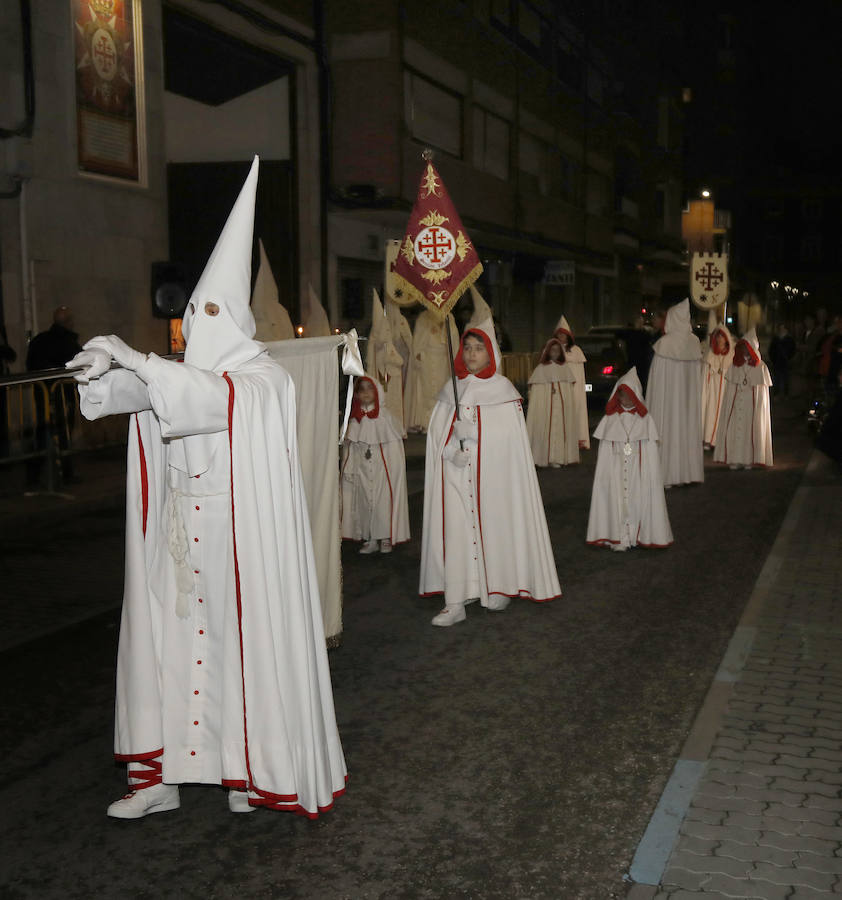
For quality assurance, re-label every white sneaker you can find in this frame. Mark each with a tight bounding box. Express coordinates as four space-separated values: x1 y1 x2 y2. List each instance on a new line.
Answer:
486 595 511 611
431 605 466 627
107 783 180 819
380 540 392 554
359 540 378 554
228 790 256 813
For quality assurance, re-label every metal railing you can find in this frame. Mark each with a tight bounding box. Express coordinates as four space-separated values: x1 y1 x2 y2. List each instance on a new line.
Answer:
0 368 128 492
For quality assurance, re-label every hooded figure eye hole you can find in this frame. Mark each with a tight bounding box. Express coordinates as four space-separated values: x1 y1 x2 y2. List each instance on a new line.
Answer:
204 302 220 317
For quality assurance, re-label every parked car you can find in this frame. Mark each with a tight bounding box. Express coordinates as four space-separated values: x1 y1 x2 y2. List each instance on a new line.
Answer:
575 334 629 407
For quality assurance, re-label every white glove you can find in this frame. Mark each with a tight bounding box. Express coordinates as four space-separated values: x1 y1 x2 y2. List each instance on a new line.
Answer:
66 348 111 383
449 448 471 468
84 335 147 372
452 419 478 445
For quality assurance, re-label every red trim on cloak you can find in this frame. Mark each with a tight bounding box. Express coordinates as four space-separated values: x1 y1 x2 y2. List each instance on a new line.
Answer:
733 339 760 366
349 376 380 421
454 330 496 379
710 329 731 355
135 414 148 538
379 444 394 544
114 747 164 763
553 327 574 342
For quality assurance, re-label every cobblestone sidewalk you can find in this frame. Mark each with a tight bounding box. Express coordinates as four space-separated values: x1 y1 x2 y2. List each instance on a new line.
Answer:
628 450 842 899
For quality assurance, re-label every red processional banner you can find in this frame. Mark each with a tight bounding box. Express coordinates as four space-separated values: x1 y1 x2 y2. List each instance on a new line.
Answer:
391 163 482 320
72 0 142 181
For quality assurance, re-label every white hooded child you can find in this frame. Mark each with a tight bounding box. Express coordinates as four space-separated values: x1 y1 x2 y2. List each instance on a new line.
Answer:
713 328 773 470
526 336 580 467
645 298 704 487
341 375 410 554
701 310 735 449
553 315 589 450
586 367 673 551
420 318 562 627
67 157 347 820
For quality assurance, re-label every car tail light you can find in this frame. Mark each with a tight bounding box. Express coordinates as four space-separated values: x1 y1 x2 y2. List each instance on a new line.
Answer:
601 365 614 375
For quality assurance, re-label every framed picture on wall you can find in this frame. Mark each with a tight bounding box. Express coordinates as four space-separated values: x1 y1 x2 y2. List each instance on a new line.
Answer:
71 0 146 184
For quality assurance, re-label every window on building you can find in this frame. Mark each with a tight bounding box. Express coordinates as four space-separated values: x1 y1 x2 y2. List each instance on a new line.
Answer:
519 130 547 194
801 198 822 222
586 170 611 216
404 72 462 158
558 152 582 206
801 235 822 263
762 234 785 263
556 34 582 90
473 106 510 180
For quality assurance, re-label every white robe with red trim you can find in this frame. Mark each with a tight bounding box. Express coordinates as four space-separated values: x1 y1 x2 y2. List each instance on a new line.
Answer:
701 330 734 447
419 374 561 606
526 362 580 466
341 404 409 545
713 363 773 467
586 410 673 550
78 352 347 816
562 345 589 449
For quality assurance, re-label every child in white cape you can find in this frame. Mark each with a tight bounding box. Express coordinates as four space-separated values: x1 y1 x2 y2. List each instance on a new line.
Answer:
553 315 590 449
701 312 735 449
587 367 673 551
420 318 561 626
713 329 773 470
341 376 410 553
526 337 580 467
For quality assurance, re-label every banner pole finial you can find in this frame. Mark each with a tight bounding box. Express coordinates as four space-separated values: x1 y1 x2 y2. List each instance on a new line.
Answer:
421 147 434 162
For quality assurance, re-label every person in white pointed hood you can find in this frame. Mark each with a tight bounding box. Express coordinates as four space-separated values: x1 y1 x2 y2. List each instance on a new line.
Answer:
420 317 561 626
67 157 347 820
526 336 579 467
701 310 734 449
586 367 673 550
366 289 407 435
251 238 296 341
645 298 704 487
553 316 589 449
713 328 773 469
404 307 459 432
341 375 409 553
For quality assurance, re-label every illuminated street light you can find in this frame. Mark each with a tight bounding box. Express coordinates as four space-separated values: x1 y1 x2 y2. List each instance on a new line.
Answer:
770 281 779 289
701 188 711 198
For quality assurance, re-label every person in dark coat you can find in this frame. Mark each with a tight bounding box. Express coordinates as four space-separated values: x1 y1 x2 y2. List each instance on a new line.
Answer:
25 306 82 487
768 324 796 397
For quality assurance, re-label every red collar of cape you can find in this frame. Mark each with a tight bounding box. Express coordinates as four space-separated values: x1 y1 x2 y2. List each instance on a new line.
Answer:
710 329 731 355
454 329 497 379
350 376 381 421
605 387 647 416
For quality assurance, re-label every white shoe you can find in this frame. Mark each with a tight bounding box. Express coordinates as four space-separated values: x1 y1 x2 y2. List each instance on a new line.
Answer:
380 540 392 554
431 605 466 627
359 540 378 554
729 464 740 470
486 595 511 611
107 783 180 819
228 790 256 813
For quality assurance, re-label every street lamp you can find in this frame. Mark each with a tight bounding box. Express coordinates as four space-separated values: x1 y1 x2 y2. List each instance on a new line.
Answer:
701 188 711 198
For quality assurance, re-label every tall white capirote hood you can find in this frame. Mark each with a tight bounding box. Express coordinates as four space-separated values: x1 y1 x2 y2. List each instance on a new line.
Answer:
305 284 332 337
743 327 760 353
664 298 692 335
707 308 718 335
467 285 493 330
182 155 262 372
555 314 573 337
252 238 295 341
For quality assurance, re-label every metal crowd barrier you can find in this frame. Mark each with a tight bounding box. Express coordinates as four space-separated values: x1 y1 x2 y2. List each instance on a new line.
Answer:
500 351 540 391
0 368 128 492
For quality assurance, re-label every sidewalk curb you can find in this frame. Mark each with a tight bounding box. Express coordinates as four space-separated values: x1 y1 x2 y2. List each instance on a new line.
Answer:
625 450 819 890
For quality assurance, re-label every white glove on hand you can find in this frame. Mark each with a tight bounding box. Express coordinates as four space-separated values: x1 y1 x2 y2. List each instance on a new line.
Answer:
452 419 478 445
449 448 471 468
84 335 146 372
66 348 111 383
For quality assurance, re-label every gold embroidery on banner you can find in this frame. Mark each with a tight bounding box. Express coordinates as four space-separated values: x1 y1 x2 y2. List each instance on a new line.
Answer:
421 269 451 285
400 236 415 266
428 290 449 307
419 210 449 227
455 230 473 263
421 163 442 198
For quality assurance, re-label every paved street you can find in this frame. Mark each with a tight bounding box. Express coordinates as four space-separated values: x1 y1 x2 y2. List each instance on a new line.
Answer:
0 396 832 899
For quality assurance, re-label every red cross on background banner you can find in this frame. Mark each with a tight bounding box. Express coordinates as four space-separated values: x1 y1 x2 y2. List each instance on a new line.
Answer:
391 162 483 320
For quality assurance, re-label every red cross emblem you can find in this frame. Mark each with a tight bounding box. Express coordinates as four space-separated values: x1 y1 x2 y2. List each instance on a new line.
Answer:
694 261 724 292
414 226 456 270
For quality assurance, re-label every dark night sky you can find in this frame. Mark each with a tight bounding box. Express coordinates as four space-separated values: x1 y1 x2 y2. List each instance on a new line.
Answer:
738 5 842 173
